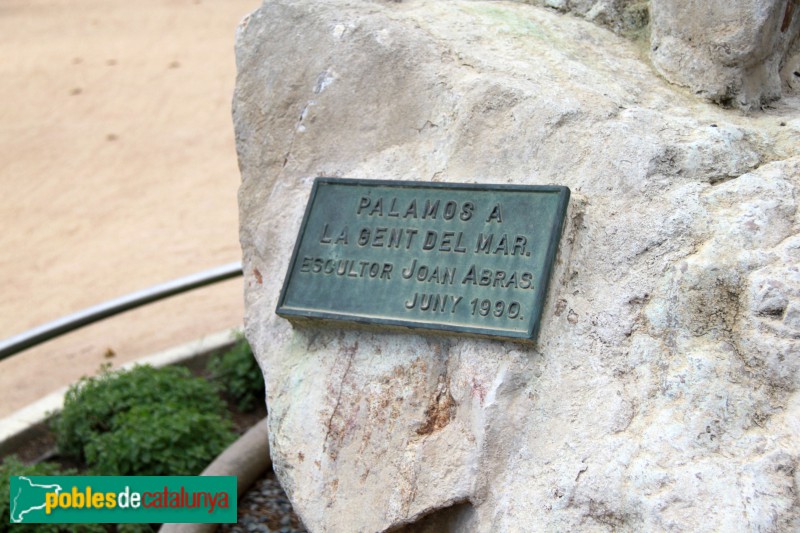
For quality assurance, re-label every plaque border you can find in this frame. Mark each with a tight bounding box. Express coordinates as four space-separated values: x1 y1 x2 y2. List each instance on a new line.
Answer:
276 177 570 342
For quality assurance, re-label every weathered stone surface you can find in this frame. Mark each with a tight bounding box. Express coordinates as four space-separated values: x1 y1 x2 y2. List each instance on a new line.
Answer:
523 0 649 35
235 1 800 531
783 33 800 93
650 0 800 109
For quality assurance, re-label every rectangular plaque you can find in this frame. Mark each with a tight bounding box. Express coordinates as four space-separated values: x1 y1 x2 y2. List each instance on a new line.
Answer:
276 178 570 341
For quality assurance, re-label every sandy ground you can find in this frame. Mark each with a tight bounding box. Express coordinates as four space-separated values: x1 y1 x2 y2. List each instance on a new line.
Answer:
0 0 260 417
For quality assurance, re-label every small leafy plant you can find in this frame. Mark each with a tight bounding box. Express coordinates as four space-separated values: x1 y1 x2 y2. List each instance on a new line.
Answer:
52 364 235 476
207 336 265 412
84 403 236 476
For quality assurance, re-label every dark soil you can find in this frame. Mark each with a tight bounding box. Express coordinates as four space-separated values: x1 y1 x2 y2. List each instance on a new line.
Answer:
229 400 268 435
9 425 57 464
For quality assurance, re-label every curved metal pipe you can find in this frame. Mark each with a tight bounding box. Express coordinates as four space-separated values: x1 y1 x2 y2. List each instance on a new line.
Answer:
0 262 243 361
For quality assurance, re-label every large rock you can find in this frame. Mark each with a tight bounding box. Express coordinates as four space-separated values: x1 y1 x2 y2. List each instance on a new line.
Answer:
234 1 800 531
650 0 800 109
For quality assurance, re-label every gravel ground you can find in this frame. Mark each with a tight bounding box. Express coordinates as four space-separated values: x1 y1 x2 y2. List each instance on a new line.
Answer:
221 470 307 533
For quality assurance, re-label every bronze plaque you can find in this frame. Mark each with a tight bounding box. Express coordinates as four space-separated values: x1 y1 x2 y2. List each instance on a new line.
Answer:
276 178 569 341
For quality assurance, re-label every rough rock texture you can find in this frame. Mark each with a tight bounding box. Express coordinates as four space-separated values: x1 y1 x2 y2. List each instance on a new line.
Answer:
782 31 800 93
234 1 800 532
650 0 800 109
522 0 649 36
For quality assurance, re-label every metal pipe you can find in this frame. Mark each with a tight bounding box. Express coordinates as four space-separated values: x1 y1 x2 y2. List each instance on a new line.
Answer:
0 262 243 361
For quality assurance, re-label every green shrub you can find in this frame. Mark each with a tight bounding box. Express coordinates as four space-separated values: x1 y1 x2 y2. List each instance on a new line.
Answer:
0 456 105 533
207 336 265 412
53 364 235 476
84 403 235 476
